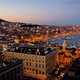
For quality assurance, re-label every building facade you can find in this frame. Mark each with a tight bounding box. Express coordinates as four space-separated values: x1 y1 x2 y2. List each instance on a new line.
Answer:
3 49 57 80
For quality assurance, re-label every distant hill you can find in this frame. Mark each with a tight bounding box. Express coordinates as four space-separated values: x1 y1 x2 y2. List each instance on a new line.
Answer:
0 19 7 22
0 19 25 25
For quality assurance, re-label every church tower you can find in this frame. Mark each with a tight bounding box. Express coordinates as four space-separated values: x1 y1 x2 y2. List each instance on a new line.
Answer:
63 36 76 56
63 36 71 52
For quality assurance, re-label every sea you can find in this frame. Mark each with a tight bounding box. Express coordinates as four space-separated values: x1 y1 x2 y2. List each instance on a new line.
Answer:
48 35 80 47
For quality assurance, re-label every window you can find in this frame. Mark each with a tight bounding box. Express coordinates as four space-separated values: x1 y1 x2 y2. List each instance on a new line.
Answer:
30 68 31 71
46 65 47 68
26 62 28 65
39 70 41 74
30 63 31 66
36 70 38 74
39 64 41 68
32 69 34 71
42 64 44 68
42 72 44 74
35 64 37 67
30 59 31 61
42 60 44 63
32 69 35 74
32 59 34 62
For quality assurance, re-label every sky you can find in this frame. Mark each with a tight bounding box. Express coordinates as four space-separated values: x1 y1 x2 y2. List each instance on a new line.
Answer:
0 0 80 24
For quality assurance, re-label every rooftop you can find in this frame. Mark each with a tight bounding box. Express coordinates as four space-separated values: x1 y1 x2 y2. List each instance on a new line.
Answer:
0 59 22 74
9 43 57 56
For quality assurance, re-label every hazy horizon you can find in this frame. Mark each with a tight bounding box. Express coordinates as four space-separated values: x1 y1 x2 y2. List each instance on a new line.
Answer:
0 0 80 25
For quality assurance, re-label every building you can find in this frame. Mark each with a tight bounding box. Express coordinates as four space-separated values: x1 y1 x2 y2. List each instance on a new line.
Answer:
3 44 57 80
56 36 77 66
0 59 23 80
62 37 71 52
